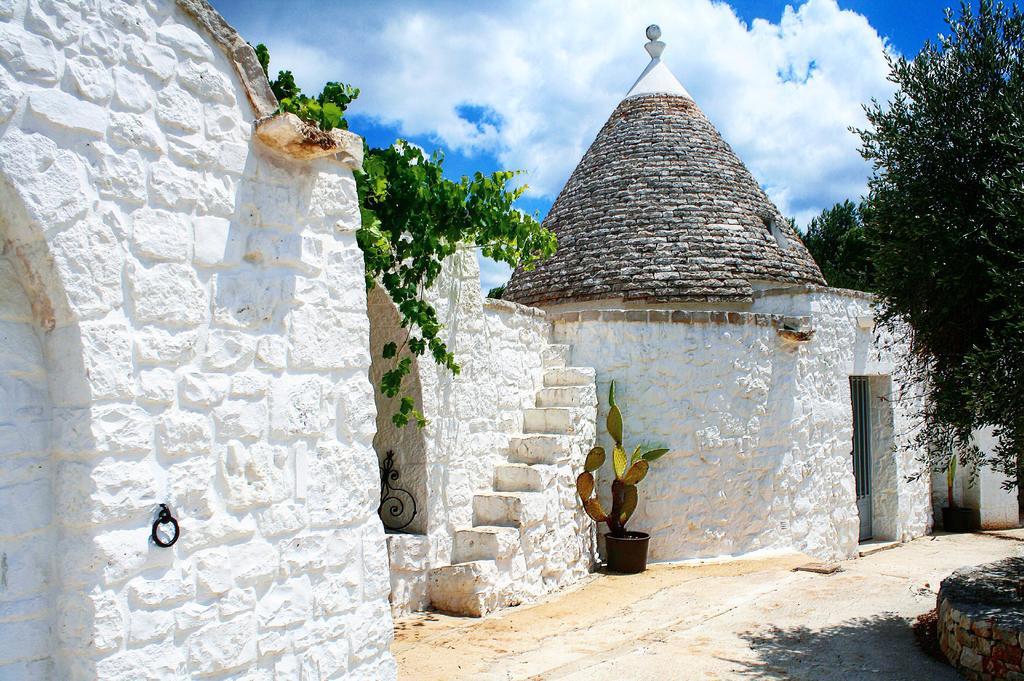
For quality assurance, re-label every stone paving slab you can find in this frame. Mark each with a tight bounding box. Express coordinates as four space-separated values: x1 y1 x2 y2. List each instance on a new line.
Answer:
394 531 1024 680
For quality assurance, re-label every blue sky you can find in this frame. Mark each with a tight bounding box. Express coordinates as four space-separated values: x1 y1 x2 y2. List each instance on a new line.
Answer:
212 0 961 289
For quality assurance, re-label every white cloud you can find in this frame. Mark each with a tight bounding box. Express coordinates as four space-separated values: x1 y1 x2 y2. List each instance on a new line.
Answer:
247 0 897 281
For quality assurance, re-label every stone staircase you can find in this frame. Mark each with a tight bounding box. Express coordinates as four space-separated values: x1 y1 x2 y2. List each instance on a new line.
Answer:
428 344 597 616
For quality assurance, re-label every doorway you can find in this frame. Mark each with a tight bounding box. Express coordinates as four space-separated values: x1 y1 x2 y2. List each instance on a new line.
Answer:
850 376 872 541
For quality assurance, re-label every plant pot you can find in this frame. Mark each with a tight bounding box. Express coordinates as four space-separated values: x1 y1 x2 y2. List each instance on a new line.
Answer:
604 531 650 574
942 506 980 533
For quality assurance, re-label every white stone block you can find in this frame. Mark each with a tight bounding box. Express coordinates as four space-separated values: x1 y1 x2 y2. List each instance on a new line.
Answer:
26 89 106 137
137 368 176 404
195 548 233 595
213 400 266 441
0 24 59 84
187 614 257 676
109 111 165 152
255 335 287 370
177 59 235 105
128 609 174 645
156 84 202 133
155 23 214 62
124 36 176 80
157 409 212 456
167 456 215 518
270 376 325 437
149 159 201 210
91 143 147 204
112 67 151 112
212 272 286 329
193 216 233 267
229 371 268 398
127 566 195 609
287 306 369 370
131 208 190 262
49 215 123 317
128 262 206 326
134 328 198 366
221 440 289 509
204 330 256 372
92 404 152 454
0 66 22 124
257 576 312 629
66 55 114 103
177 370 229 408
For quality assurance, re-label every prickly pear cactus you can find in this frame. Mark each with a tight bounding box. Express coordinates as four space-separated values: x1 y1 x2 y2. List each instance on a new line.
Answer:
575 381 669 537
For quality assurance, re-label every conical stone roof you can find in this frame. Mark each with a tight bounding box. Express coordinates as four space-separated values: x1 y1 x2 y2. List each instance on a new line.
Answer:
504 27 825 308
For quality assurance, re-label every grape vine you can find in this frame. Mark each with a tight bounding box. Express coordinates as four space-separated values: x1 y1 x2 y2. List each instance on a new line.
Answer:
255 45 557 427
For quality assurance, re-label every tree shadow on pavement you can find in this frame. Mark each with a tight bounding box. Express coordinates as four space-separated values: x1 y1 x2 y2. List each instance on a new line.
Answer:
723 613 960 681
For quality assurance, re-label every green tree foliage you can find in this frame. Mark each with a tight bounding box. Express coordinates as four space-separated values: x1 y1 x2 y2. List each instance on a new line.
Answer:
357 144 556 426
855 0 1024 492
486 284 505 299
802 200 874 291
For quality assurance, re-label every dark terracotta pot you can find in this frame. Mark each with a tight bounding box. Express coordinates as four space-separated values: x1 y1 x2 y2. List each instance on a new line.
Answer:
942 506 980 533
605 531 650 574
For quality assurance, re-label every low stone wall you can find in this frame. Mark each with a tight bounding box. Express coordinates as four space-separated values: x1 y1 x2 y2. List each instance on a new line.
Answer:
938 557 1024 680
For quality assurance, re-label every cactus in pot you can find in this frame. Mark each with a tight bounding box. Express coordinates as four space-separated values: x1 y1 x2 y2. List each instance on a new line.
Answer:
576 381 668 572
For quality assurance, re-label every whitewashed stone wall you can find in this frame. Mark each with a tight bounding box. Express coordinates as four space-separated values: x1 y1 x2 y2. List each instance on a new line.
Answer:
0 1 395 679
551 287 932 562
370 250 593 615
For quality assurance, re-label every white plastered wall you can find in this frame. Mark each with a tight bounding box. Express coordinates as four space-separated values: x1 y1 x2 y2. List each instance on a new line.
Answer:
0 0 396 678
551 288 932 562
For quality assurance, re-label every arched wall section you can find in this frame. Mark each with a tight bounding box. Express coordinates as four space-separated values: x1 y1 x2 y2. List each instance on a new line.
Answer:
0 243 56 679
0 0 395 678
551 288 932 562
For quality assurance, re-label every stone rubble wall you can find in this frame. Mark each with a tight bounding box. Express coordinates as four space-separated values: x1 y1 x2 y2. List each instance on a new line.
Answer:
551 288 931 562
0 1 395 679
372 250 593 616
938 558 1024 680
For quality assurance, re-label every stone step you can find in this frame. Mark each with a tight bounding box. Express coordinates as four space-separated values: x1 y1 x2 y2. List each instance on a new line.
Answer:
428 560 500 617
523 407 581 434
536 385 597 408
453 525 520 563
542 344 570 368
494 463 554 492
472 491 545 527
509 434 570 464
544 366 595 387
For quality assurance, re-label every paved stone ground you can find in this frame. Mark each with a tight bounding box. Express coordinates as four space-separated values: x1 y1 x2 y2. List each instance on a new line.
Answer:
393 530 1024 680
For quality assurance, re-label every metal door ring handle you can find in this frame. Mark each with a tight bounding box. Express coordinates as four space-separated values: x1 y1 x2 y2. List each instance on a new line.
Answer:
151 504 179 548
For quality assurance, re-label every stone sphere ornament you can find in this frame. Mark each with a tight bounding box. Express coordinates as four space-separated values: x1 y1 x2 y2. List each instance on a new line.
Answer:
646 24 662 41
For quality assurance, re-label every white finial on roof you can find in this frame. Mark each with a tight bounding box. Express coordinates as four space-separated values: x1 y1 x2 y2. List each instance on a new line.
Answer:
645 24 665 59
625 24 692 101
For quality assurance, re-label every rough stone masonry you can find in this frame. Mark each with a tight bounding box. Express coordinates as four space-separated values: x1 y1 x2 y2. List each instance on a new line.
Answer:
0 0 395 678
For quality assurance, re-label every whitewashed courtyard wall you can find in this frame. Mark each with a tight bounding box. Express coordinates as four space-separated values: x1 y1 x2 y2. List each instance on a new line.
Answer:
551 287 932 563
931 427 1020 530
370 250 594 616
0 1 395 679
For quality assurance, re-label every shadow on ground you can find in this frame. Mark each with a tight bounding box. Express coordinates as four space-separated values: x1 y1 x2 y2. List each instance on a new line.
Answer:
724 613 959 681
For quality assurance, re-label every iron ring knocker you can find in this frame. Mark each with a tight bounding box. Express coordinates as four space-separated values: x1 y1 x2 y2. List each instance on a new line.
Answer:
151 504 180 548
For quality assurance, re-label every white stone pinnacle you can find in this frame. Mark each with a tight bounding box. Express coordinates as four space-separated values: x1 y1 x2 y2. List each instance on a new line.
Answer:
625 23 692 101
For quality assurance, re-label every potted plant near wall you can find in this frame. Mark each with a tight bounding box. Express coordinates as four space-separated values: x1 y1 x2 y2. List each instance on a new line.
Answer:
941 455 980 532
576 382 668 574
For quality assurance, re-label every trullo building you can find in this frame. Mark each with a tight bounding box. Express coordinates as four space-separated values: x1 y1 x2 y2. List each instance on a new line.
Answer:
505 26 934 562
